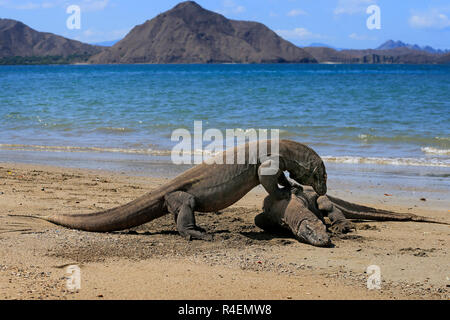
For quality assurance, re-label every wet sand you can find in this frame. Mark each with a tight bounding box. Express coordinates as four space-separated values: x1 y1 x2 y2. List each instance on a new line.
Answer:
0 162 448 300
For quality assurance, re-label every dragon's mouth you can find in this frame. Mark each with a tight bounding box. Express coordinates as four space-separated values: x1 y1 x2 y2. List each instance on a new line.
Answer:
313 183 327 196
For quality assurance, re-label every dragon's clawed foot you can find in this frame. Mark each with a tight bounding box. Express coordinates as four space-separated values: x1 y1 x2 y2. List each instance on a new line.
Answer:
329 219 355 235
183 232 214 241
182 226 214 241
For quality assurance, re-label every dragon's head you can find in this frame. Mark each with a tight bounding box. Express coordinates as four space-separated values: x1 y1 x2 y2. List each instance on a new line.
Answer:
289 160 327 196
297 219 330 247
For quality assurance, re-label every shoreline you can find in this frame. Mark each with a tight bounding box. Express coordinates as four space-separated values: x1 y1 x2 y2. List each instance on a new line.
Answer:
1 143 449 167
0 161 448 300
1 148 448 213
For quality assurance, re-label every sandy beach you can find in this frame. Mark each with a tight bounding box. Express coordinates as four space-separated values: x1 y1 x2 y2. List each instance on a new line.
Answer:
0 161 448 300
1 0 450 305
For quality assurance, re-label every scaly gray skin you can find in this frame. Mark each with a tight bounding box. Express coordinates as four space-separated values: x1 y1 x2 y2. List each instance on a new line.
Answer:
255 189 331 247
11 140 328 240
256 187 448 247
307 186 448 229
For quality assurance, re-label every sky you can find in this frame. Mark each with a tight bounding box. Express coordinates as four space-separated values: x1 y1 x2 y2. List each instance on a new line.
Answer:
1 0 450 49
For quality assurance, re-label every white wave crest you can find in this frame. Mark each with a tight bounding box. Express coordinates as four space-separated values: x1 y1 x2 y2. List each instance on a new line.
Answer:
421 147 450 155
323 155 450 168
2 143 450 168
0 144 171 156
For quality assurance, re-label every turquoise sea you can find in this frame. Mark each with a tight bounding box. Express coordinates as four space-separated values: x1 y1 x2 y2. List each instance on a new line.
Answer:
0 64 449 194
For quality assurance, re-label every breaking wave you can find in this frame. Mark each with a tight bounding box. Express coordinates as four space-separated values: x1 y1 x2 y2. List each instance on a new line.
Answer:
0 144 171 156
357 134 450 147
1 144 449 168
322 156 450 168
421 147 450 156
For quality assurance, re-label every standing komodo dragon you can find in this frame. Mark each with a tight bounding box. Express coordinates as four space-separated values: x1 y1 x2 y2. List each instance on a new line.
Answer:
11 140 328 240
256 187 449 247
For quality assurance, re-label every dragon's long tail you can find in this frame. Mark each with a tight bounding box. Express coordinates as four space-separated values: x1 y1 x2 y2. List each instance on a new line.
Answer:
9 191 168 232
328 195 449 225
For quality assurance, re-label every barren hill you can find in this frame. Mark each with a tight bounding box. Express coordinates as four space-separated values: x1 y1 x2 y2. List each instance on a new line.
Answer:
88 1 316 64
303 46 445 64
0 18 101 61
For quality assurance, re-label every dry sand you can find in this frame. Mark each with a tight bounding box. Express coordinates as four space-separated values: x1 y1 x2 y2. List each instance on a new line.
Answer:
0 162 448 300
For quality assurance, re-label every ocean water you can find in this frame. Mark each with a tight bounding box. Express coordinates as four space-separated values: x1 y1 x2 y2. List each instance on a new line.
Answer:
0 64 449 185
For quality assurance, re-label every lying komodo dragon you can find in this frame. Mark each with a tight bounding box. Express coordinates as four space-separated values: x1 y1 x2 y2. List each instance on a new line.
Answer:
256 187 449 247
13 139 447 242
11 140 329 240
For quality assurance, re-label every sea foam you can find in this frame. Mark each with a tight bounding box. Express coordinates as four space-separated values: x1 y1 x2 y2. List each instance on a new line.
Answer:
1 144 449 168
322 155 450 168
421 147 450 156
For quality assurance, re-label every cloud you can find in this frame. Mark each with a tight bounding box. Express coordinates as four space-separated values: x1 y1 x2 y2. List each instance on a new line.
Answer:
276 27 324 40
334 0 375 15
71 27 129 43
234 6 245 14
220 0 245 15
0 1 41 10
80 0 110 12
0 0 110 11
287 9 307 17
14 2 40 10
42 2 58 8
409 8 450 30
349 32 377 40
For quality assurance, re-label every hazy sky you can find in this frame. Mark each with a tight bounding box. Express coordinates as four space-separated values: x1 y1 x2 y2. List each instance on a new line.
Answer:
1 0 450 49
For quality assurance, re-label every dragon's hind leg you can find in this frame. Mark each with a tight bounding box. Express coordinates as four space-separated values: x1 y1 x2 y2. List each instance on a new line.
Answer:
317 196 355 234
164 191 213 241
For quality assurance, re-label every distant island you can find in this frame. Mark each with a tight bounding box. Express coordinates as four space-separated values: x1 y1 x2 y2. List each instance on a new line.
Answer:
376 40 449 55
0 18 102 65
302 46 450 64
1 1 449 65
92 40 120 47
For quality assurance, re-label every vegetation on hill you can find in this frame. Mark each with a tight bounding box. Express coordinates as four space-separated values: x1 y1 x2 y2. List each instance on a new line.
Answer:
0 53 93 65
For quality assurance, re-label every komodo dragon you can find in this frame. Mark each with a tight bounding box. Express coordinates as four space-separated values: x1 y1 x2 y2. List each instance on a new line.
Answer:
255 187 449 247
11 140 328 240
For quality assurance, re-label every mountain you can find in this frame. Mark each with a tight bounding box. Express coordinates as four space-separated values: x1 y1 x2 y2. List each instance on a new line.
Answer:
308 43 334 48
88 1 316 64
303 46 448 64
303 39 450 64
302 47 350 63
437 52 450 64
377 40 449 54
307 43 347 50
2 6 449 65
0 18 102 64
